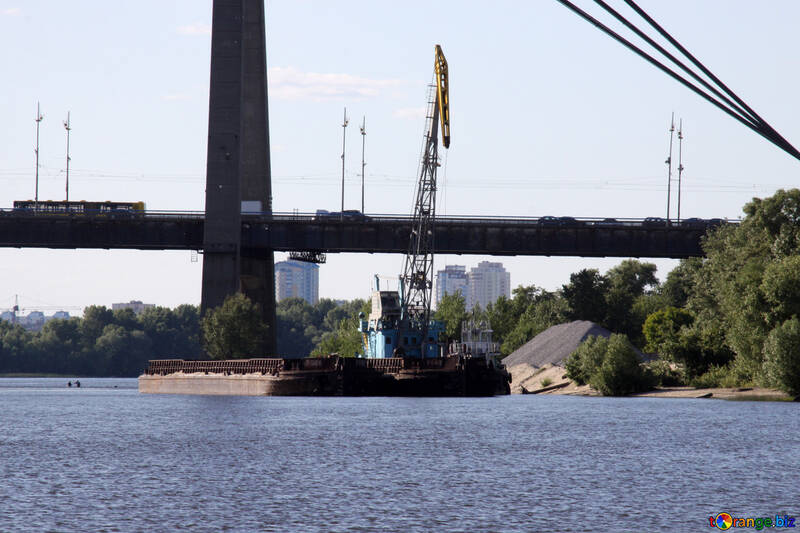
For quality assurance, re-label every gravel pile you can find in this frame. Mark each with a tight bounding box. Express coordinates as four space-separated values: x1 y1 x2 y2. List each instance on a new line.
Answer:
503 320 646 368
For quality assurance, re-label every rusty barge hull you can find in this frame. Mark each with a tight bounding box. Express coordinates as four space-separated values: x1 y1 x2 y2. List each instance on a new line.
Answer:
138 356 510 397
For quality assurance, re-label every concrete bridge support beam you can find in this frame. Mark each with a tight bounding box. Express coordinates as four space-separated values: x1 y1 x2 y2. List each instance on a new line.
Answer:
202 0 276 355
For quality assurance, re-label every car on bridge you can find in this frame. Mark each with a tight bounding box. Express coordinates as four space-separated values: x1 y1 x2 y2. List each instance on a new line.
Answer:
643 217 667 226
594 218 621 226
557 216 580 226
314 209 369 221
680 217 706 227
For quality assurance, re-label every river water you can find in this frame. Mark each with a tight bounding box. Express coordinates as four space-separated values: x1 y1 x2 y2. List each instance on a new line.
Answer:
0 378 798 532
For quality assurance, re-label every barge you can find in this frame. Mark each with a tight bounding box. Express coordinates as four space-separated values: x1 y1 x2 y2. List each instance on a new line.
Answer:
139 281 511 397
138 354 510 396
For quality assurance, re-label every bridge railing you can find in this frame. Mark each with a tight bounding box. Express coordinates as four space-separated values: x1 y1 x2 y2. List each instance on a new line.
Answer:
261 212 739 228
0 207 739 227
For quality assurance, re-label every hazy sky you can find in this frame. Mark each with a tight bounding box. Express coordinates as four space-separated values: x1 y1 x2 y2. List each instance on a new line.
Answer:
1 1 798 314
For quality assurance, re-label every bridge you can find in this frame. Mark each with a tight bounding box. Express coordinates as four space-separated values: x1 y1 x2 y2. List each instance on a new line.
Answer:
0 211 721 258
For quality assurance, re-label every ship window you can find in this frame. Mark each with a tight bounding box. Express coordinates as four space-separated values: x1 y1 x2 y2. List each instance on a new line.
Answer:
412 337 417 345
385 337 391 345
403 337 408 345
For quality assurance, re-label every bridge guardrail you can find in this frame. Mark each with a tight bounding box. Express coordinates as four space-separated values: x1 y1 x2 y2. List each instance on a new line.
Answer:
0 207 740 226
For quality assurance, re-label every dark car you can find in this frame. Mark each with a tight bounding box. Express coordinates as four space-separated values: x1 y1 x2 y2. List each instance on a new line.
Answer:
557 216 579 226
341 210 368 220
680 217 705 227
538 216 559 226
315 209 369 221
643 217 667 226
594 218 620 226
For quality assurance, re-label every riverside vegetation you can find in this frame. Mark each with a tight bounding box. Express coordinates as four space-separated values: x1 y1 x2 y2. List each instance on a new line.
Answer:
0 294 368 377
2 189 800 394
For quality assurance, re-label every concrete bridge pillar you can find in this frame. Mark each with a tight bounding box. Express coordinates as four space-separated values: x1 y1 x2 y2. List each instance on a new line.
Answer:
201 0 276 355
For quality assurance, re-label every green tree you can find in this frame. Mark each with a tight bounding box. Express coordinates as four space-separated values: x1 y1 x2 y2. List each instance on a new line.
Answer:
311 316 365 358
689 189 800 383
760 255 800 327
277 297 319 357
500 293 569 356
112 308 139 331
138 305 200 358
80 305 114 345
605 260 658 296
434 292 467 341
138 307 176 356
565 335 609 386
34 318 82 375
485 286 547 346
0 323 37 374
201 293 269 360
590 334 651 396
762 317 800 395
171 304 202 357
507 285 542 321
95 324 153 376
603 260 659 341
562 269 606 324
484 296 515 344
310 299 370 358
661 258 703 308
565 334 651 395
643 307 694 357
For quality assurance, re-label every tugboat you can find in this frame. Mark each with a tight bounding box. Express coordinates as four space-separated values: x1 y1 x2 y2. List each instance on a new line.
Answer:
356 280 510 396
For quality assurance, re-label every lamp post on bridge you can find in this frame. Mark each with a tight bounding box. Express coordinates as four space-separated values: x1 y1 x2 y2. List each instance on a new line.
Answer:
665 113 674 225
360 116 366 214
34 103 43 208
677 120 684 222
63 112 72 202
341 107 348 220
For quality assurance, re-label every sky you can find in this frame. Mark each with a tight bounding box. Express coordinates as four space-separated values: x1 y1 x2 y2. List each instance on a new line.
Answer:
1 0 799 314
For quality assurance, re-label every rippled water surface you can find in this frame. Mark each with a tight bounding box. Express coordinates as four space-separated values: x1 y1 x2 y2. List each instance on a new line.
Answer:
1 378 798 532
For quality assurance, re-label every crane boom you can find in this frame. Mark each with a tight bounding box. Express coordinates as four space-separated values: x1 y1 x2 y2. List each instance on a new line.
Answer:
358 44 450 360
435 44 450 149
399 44 451 355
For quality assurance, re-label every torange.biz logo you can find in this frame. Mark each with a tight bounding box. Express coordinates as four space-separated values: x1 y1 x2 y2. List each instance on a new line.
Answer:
709 513 796 530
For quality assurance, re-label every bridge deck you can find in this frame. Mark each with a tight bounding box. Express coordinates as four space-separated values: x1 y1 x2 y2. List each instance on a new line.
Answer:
0 211 729 258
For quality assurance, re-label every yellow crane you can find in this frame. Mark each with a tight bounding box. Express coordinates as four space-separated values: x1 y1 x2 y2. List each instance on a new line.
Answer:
397 44 451 356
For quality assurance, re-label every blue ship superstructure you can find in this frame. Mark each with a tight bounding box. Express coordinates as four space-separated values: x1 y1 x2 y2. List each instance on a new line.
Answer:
359 280 444 359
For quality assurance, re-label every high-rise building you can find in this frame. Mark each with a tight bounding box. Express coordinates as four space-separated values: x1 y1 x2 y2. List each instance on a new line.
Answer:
435 265 468 308
466 261 511 310
275 260 320 305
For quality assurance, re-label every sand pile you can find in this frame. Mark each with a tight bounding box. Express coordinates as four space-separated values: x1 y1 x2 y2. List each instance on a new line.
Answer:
503 320 636 368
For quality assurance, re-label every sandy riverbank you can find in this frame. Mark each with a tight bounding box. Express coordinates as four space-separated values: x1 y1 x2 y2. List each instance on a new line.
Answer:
507 363 796 401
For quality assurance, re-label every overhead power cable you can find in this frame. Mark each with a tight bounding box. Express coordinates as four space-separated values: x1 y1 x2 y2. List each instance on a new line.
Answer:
553 0 800 162
592 0 759 127
618 0 800 160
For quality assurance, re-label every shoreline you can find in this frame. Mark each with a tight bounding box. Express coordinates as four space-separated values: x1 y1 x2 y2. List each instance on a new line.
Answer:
508 363 797 402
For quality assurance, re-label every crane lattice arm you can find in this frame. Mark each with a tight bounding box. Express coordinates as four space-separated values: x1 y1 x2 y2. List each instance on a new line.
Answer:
399 44 450 354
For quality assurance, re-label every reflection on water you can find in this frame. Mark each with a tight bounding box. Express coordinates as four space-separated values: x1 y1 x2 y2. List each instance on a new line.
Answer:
0 378 798 532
